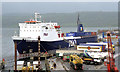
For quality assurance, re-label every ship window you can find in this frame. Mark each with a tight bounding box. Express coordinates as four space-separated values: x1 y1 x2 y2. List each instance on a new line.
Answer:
33 26 36 28
42 26 46 28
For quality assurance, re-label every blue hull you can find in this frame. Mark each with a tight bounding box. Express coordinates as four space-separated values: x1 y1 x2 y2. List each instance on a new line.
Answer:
13 36 97 54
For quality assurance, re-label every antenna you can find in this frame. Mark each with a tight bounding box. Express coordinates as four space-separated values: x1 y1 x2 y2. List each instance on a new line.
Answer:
35 12 41 21
14 31 17 36
77 13 81 25
77 13 84 32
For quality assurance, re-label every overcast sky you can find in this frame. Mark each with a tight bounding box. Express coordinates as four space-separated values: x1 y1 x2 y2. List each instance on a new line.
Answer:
1 0 119 2
2 2 118 14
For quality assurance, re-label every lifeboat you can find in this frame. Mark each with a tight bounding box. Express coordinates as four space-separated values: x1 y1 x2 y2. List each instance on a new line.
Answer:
24 21 36 23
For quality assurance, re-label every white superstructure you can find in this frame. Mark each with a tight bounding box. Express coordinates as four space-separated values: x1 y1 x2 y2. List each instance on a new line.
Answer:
16 13 63 41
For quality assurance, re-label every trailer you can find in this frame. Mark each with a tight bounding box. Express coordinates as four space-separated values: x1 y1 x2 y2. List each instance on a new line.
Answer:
86 42 115 53
77 44 106 52
77 44 109 64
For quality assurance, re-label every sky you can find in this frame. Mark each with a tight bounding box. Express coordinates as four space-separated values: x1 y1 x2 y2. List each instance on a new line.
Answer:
2 2 118 14
1 0 120 2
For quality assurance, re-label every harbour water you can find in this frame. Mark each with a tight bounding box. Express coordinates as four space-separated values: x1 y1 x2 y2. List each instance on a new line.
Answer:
1 26 120 70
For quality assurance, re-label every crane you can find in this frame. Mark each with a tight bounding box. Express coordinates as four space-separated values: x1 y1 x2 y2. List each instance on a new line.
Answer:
104 32 118 72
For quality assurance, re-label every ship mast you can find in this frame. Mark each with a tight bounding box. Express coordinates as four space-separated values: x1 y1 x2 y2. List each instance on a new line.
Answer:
35 12 41 22
77 14 81 25
77 14 84 32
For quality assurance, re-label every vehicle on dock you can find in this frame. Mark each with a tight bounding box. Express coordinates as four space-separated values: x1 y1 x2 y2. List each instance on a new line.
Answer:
0 59 5 70
81 52 107 65
69 54 83 70
86 42 115 54
12 13 97 54
17 60 47 71
77 44 106 52
63 55 70 62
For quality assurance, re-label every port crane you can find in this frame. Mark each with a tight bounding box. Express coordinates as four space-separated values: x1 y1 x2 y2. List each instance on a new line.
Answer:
104 32 118 72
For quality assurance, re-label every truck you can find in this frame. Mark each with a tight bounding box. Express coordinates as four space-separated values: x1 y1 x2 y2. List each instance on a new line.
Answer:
86 42 115 53
69 54 83 70
77 44 106 52
81 52 108 65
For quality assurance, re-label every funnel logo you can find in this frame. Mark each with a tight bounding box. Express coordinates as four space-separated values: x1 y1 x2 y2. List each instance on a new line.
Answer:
80 27 83 31
44 33 48 36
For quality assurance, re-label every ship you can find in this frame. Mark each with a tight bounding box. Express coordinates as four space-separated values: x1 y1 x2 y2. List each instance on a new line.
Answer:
12 13 97 54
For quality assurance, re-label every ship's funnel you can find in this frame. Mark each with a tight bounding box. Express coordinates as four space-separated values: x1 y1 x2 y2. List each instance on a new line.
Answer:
77 14 84 32
77 24 84 32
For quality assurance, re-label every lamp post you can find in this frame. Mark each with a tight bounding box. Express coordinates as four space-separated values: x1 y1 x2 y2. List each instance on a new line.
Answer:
38 36 41 70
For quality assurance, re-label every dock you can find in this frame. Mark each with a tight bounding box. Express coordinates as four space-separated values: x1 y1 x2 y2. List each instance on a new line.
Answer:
56 50 84 54
1 31 119 72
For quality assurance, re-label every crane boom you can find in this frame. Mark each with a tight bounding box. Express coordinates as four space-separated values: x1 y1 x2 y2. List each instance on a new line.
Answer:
105 32 118 72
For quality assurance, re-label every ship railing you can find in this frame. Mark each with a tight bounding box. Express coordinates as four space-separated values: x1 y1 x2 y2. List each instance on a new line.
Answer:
18 52 49 59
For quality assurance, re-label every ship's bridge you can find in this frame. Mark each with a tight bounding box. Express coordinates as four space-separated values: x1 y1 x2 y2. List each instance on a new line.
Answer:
17 12 64 41
19 22 63 41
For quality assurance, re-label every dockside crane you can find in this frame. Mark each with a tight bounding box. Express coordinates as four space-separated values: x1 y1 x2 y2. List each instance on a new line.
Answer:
104 32 118 72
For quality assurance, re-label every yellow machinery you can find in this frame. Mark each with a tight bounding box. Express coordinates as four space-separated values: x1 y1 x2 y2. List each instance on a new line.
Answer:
22 66 27 72
22 61 34 72
112 45 115 54
69 55 83 70
22 66 34 72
